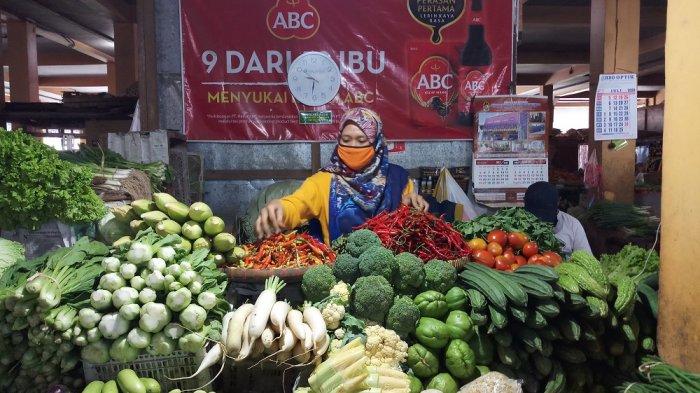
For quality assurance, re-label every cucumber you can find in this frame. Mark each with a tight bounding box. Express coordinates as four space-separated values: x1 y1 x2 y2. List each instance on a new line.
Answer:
559 318 581 342
468 263 528 307
459 270 508 309
488 305 508 329
508 273 554 299
466 288 487 311
540 338 553 357
515 327 544 353
543 362 566 393
102 381 119 393
81 381 104 393
525 310 548 329
497 344 520 367
493 330 513 347
540 325 562 341
514 265 559 283
535 299 560 318
117 369 147 393
510 305 528 323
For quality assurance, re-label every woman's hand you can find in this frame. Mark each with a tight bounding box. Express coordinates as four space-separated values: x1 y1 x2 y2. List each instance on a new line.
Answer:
402 193 429 212
255 199 286 239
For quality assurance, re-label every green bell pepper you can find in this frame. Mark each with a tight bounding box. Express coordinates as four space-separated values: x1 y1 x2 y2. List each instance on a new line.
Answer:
445 310 474 340
445 339 477 379
445 286 468 311
427 373 458 393
414 290 448 319
406 343 440 378
415 317 450 349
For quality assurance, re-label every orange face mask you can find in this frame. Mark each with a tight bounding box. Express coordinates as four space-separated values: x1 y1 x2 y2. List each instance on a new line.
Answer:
337 145 375 171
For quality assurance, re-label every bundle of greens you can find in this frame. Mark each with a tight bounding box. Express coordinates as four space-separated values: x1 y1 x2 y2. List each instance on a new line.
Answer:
583 201 659 237
617 357 700 392
60 144 171 192
0 130 106 231
0 238 24 280
0 237 109 392
601 244 660 283
454 207 563 253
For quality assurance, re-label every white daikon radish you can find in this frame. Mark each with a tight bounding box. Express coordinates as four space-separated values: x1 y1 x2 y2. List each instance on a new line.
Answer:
250 339 265 358
292 341 311 364
302 324 313 351
248 276 286 342
314 334 330 358
286 309 305 341
279 326 297 353
261 326 275 349
226 304 254 355
303 305 326 347
235 313 254 361
269 301 291 334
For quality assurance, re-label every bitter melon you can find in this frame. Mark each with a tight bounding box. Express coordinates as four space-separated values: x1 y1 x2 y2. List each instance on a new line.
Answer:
510 305 528 323
516 327 544 353
612 275 636 314
533 353 553 377
543 362 566 393
555 345 587 364
488 305 508 329
556 274 581 294
535 299 561 318
469 310 488 326
555 263 609 298
494 329 513 347
569 250 610 291
559 318 582 342
526 310 548 329
466 288 487 311
497 343 520 367
585 296 609 318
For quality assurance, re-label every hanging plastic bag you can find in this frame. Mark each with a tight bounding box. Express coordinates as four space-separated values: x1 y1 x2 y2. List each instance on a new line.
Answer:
584 149 601 189
432 167 487 220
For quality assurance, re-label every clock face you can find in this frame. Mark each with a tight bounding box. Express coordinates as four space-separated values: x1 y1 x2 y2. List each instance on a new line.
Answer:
287 52 341 107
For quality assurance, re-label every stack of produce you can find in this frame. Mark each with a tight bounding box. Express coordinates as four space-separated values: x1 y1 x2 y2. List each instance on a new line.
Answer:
358 205 471 262
407 285 482 392
579 201 659 237
101 193 242 267
465 228 562 271
81 368 162 393
80 229 228 364
454 207 563 254
0 129 106 231
233 232 335 269
0 237 110 392
617 356 700 393
61 144 171 193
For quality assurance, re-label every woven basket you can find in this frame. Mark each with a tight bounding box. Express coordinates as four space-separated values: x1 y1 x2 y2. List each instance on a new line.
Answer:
449 257 470 270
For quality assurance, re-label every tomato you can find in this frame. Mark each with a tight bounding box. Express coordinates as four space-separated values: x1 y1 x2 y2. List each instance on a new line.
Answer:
502 250 516 265
507 232 529 250
542 251 563 266
494 256 511 271
486 242 503 257
522 241 539 258
486 229 508 247
467 238 487 251
528 254 545 265
514 255 527 267
472 250 495 268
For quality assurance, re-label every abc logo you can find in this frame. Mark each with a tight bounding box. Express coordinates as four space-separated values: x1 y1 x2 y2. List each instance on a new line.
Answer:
267 0 320 40
417 74 454 90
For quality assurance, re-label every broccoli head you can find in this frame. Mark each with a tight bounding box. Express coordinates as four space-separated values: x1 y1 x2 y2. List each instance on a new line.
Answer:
332 253 360 284
358 246 396 282
385 296 420 338
351 275 394 323
301 264 337 302
345 229 382 257
394 252 426 295
422 259 457 294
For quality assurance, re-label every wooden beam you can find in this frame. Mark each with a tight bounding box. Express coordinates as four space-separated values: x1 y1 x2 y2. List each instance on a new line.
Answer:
0 47 103 66
107 61 117 94
94 0 136 22
555 81 590 97
543 84 554 132
114 22 137 94
546 64 590 86
638 73 665 86
518 44 589 64
39 75 107 87
640 33 665 55
516 73 550 85
524 5 665 28
36 28 114 63
137 0 159 130
7 20 39 102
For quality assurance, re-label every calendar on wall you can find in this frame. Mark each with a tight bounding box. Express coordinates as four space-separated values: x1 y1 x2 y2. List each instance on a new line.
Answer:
471 96 550 207
594 74 638 141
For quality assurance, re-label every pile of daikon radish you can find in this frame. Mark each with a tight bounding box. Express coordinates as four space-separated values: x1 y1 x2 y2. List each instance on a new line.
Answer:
175 276 329 386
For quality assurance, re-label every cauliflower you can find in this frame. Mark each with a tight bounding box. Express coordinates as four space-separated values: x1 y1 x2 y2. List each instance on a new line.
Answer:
321 303 345 330
334 328 345 339
329 338 344 354
364 325 408 369
329 281 350 306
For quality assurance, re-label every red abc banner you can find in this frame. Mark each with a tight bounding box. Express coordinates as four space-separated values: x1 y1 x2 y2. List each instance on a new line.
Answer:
181 0 514 141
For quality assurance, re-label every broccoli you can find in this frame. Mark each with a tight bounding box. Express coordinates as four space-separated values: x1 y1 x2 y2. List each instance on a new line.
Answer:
358 246 396 282
301 264 337 302
385 296 420 339
394 252 426 295
422 259 457 294
351 275 394 323
345 229 382 257
333 254 360 284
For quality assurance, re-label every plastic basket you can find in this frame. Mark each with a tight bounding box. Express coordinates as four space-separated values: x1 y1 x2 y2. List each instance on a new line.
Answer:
83 351 211 392
223 360 310 393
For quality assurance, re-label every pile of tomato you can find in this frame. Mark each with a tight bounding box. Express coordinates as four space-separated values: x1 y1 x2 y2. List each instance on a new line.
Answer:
466 229 562 271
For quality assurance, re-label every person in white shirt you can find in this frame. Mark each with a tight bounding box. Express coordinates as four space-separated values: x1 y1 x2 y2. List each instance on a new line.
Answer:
524 182 592 256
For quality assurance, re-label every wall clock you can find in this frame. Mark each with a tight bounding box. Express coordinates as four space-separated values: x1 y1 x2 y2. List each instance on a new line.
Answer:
287 51 341 107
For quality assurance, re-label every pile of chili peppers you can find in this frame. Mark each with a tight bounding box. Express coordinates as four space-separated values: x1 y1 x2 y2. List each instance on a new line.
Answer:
359 205 471 262
240 232 336 269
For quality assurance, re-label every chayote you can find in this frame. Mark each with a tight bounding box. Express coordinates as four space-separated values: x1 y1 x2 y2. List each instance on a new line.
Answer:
415 317 450 349
445 338 477 379
445 286 468 311
414 290 448 319
445 310 474 340
426 373 458 393
406 343 440 378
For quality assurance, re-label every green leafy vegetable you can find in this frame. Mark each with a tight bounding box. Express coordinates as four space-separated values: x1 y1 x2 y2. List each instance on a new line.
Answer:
600 244 660 282
0 238 24 279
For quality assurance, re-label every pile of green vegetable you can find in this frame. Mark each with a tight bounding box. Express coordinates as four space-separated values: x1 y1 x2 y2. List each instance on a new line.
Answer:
0 237 110 392
0 238 24 279
617 356 700 393
454 207 563 253
80 229 227 364
0 129 106 231
61 144 171 192
98 193 243 267
578 201 659 237
601 244 660 283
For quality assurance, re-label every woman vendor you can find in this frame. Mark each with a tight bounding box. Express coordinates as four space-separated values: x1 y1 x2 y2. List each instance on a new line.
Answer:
255 107 429 244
